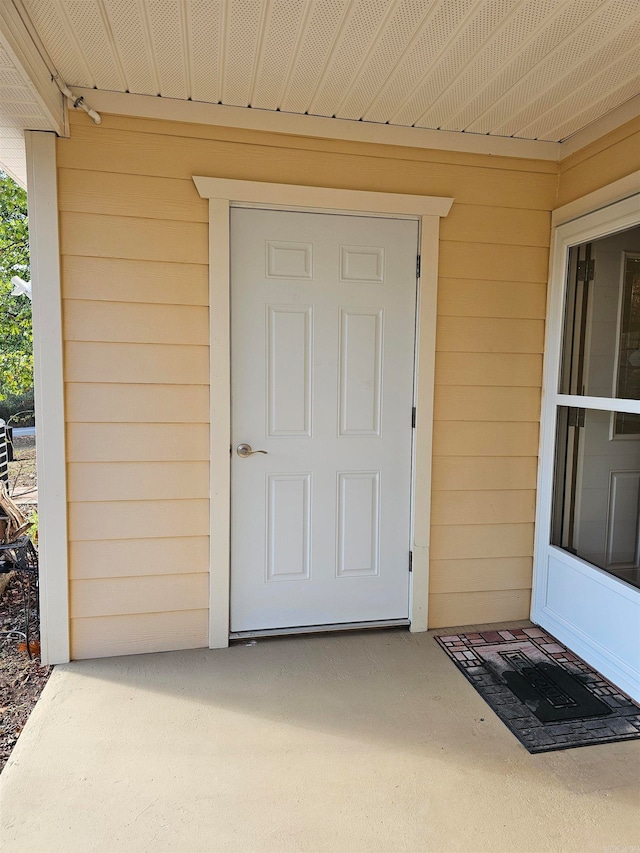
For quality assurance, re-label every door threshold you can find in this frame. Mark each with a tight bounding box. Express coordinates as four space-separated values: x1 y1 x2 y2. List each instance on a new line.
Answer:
229 618 410 640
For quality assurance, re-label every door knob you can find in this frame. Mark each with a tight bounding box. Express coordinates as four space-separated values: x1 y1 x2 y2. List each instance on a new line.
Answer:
237 443 268 458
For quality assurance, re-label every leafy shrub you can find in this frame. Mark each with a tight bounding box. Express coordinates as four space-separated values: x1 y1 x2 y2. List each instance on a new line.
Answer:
0 389 34 426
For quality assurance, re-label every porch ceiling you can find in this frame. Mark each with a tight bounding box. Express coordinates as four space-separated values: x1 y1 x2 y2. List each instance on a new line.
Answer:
0 44 39 186
1 0 640 185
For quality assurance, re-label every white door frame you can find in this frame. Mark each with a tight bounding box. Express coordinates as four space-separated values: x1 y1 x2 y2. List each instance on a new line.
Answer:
532 188 640 700
193 177 453 648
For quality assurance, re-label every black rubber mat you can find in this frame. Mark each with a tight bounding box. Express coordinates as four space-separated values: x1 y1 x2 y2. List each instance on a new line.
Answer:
435 627 640 753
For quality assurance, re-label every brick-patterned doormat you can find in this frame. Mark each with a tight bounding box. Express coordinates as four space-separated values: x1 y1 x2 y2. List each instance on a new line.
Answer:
435 627 640 753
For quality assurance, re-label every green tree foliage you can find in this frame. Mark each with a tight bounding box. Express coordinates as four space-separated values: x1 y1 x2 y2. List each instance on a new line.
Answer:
0 171 32 399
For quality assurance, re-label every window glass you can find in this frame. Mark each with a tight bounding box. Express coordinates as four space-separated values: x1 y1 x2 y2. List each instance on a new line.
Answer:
552 406 640 590
560 227 640 406
614 254 640 435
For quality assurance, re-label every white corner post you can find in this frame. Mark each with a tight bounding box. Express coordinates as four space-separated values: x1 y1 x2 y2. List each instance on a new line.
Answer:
25 130 70 665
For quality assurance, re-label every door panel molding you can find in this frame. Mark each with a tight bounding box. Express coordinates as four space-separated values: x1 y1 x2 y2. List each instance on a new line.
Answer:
194 176 453 648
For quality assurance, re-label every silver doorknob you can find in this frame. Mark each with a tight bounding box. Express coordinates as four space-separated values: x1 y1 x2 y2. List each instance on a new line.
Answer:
236 443 268 458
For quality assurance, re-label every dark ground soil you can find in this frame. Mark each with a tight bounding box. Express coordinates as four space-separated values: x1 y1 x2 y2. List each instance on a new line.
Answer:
0 579 50 772
0 434 49 774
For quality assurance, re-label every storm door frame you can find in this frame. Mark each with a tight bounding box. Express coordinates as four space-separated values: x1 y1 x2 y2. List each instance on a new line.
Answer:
533 190 640 701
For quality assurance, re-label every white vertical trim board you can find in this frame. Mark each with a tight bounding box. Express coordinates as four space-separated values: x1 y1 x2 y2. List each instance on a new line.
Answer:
195 177 453 647
25 131 70 665
208 198 231 649
410 216 440 633
533 189 640 700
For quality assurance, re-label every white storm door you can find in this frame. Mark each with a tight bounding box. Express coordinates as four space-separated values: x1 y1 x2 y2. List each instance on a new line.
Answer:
230 208 418 633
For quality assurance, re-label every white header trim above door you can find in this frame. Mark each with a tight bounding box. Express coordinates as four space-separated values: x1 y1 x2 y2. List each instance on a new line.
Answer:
194 176 452 647
194 177 453 218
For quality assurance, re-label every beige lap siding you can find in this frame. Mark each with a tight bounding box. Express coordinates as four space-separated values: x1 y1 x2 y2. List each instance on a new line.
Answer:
59 142 210 658
59 111 557 657
557 115 640 206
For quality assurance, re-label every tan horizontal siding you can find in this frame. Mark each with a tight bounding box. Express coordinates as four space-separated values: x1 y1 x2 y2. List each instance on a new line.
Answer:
70 609 209 659
431 523 534 561
440 204 550 247
429 557 533 595
60 120 558 210
435 352 542 387
86 111 559 174
70 574 209 618
65 383 209 424
557 116 640 206
428 590 531 629
439 242 549 283
63 300 208 346
437 279 547 319
436 316 544 353
64 342 209 384
432 457 538 492
68 499 209 541
432 422 539 457
433 386 541 422
60 211 208 264
431 490 536 526
69 537 210 580
62 256 208 305
67 462 209 502
58 168 208 222
66 423 209 462
58 111 560 652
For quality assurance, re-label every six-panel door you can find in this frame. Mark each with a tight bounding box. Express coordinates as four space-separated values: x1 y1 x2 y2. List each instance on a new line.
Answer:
230 208 418 632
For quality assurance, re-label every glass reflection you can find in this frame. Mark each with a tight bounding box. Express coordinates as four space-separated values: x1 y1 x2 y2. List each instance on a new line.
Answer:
553 407 640 589
560 226 640 408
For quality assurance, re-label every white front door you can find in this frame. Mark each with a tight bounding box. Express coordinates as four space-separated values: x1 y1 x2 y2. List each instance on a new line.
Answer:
230 208 418 633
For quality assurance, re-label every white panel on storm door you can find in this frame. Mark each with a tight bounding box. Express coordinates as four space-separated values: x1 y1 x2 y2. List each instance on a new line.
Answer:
230 208 418 633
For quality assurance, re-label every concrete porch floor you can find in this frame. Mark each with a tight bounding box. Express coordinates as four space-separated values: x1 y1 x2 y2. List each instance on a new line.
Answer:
1 627 639 852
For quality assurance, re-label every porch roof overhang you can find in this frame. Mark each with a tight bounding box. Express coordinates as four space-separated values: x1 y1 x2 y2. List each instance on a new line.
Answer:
1 0 639 186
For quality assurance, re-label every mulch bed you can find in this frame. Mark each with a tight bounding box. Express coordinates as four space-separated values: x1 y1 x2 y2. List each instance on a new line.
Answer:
0 573 51 773
0 434 49 774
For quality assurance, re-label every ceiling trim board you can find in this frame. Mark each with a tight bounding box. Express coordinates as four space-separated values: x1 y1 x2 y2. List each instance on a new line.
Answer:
559 94 640 159
69 86 561 161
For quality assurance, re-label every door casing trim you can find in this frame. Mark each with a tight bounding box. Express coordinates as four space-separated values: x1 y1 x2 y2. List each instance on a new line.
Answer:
194 176 453 648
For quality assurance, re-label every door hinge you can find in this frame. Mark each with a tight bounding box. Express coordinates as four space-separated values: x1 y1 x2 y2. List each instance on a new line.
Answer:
412 406 416 428
576 259 594 282
409 551 413 573
416 255 421 278
568 407 585 428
